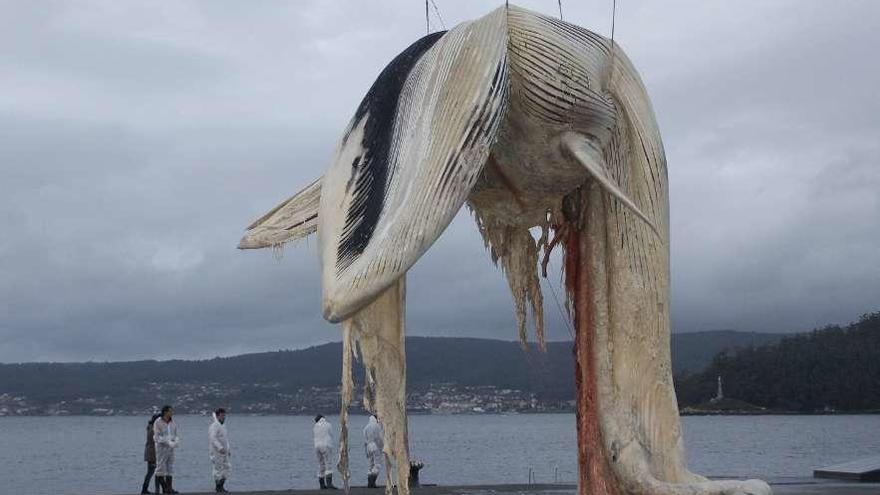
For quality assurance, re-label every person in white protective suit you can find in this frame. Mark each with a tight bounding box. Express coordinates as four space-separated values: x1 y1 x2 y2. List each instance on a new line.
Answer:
313 415 337 490
208 408 231 493
153 405 180 494
363 415 384 489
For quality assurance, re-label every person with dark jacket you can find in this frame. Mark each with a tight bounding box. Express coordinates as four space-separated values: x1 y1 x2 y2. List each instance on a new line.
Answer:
142 413 162 494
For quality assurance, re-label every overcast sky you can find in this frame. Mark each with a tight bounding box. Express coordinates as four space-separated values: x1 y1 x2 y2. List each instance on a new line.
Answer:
1 0 878 363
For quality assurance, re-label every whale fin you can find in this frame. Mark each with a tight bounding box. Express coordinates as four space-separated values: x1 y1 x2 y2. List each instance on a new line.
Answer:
238 177 321 250
561 131 660 239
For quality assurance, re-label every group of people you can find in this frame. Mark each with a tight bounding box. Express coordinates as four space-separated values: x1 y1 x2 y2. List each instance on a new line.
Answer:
142 405 230 494
313 413 385 490
140 407 385 494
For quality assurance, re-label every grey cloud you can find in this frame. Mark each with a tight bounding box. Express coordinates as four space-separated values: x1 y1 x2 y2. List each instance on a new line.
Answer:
0 0 878 362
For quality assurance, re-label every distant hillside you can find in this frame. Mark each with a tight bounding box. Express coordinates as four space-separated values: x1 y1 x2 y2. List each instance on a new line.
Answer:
0 332 782 394
0 338 575 415
0 332 809 415
671 330 785 374
675 312 880 412
0 337 576 398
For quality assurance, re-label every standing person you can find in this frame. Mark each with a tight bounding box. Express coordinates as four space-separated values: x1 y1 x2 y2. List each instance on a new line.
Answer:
208 408 231 493
363 415 384 489
142 413 162 494
313 415 337 490
154 405 180 494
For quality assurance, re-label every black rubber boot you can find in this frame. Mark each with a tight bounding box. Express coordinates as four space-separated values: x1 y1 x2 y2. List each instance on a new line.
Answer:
215 480 223 493
219 479 228 493
165 476 179 494
156 476 166 494
325 474 338 490
319 477 327 490
367 473 378 488
155 475 162 494
143 463 157 494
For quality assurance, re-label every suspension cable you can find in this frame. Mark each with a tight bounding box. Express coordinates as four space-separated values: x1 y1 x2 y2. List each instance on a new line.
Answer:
545 260 576 341
429 0 446 30
607 0 618 81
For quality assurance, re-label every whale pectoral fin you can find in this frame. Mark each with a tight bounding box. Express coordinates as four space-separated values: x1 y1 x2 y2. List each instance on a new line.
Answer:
318 7 510 322
238 177 322 250
561 131 660 239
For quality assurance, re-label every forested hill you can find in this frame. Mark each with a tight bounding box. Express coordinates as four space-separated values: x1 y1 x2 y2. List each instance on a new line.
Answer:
0 338 575 411
0 332 770 402
3 318 878 414
675 312 880 412
671 330 784 373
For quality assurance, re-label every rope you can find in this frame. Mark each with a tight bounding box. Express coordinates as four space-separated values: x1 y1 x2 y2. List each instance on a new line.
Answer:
558 0 563 20
607 0 618 82
544 259 576 341
425 0 430 34
611 0 617 47
429 0 446 30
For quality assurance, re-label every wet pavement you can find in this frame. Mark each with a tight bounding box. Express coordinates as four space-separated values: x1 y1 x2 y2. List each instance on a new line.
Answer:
110 480 880 495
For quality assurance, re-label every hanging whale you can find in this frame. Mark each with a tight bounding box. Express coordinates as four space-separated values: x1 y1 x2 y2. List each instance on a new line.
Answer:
239 5 771 495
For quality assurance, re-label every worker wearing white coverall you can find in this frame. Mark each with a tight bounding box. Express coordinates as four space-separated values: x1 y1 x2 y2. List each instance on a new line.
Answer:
363 415 384 488
209 408 231 493
313 415 337 489
153 405 180 494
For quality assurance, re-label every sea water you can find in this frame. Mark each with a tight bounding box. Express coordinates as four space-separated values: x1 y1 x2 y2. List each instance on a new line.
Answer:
1 414 878 494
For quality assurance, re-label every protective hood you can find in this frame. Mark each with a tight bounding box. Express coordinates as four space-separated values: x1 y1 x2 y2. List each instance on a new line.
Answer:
314 417 333 448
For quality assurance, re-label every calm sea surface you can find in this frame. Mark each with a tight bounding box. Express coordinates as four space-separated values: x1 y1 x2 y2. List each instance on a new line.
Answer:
1 414 878 494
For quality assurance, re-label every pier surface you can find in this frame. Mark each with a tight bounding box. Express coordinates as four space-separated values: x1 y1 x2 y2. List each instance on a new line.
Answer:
104 480 880 495
814 455 880 481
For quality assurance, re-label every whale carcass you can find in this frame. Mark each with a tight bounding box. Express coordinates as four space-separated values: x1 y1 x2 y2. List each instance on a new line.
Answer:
239 5 771 495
